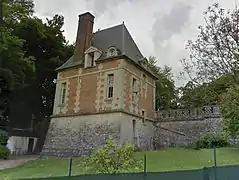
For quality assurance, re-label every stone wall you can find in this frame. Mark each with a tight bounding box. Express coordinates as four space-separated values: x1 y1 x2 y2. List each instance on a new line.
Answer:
153 105 223 148
43 105 226 156
154 118 222 148
42 112 154 157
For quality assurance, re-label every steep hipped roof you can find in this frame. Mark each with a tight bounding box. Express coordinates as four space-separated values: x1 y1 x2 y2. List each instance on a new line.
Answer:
57 23 144 71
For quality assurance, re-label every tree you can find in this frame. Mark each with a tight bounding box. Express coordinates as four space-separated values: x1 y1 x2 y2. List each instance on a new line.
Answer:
181 3 239 84
0 0 36 146
1 0 73 133
0 76 10 146
147 56 177 110
9 14 73 125
0 0 35 89
0 29 35 89
178 74 234 108
220 85 239 139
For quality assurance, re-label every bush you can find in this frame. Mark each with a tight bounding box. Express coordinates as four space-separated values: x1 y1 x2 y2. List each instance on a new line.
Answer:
0 145 10 159
196 134 229 149
85 137 143 174
185 142 200 150
0 129 8 145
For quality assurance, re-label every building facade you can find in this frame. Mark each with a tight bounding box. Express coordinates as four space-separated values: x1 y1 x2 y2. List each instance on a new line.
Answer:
42 12 157 156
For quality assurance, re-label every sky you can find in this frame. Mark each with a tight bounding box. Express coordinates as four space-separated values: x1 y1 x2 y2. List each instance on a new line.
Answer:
33 0 238 86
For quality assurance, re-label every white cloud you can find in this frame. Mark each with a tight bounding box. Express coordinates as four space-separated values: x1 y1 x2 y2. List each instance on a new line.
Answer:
33 0 239 86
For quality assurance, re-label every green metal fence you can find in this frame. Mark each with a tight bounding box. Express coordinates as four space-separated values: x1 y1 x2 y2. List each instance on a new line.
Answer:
16 147 239 180
19 165 239 180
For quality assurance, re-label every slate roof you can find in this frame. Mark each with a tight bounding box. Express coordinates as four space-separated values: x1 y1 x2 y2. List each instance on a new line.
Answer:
57 23 144 71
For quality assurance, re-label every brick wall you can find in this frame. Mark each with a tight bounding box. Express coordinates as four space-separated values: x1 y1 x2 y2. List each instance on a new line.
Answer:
53 58 156 120
53 59 124 115
122 60 155 120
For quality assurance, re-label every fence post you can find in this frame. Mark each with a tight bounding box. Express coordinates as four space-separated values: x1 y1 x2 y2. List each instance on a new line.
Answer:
144 154 147 178
68 158 73 177
213 147 217 180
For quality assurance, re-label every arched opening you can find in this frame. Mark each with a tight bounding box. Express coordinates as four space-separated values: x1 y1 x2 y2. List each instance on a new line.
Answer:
107 46 118 57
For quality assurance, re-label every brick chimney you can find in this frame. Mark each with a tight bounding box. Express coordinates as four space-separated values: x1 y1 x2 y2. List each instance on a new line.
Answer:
74 12 95 62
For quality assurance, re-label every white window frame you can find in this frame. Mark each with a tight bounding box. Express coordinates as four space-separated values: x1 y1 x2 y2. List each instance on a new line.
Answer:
85 52 95 68
60 82 67 104
89 52 94 66
132 78 137 103
107 74 114 99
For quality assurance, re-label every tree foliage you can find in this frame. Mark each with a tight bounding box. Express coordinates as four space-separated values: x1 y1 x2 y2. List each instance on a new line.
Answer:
179 3 239 109
220 85 239 138
0 145 10 159
85 137 143 174
181 3 239 84
11 15 73 121
0 0 74 126
195 133 229 149
0 29 35 88
178 74 234 108
0 0 35 88
147 56 177 110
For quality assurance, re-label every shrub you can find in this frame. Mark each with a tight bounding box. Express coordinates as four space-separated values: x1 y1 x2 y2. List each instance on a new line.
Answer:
0 145 10 159
185 142 200 150
0 129 8 145
85 137 143 174
196 133 229 149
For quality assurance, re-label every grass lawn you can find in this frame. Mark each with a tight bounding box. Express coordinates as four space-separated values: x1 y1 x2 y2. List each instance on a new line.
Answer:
1 148 239 179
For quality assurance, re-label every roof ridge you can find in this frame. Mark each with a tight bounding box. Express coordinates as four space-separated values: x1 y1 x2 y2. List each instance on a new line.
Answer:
93 23 123 34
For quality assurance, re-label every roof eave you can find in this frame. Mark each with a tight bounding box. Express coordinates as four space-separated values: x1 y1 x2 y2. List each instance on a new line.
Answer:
122 55 159 80
56 63 84 72
55 54 158 80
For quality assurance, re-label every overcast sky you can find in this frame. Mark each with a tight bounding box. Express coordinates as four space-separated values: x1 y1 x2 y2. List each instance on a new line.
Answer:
33 0 238 86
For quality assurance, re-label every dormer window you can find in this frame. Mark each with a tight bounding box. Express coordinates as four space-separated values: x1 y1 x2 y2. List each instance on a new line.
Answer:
84 46 102 68
85 52 95 68
139 58 148 68
89 52 94 66
107 46 118 57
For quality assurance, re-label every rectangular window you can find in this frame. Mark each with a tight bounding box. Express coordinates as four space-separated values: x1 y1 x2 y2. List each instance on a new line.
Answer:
85 52 95 68
132 78 137 102
132 120 136 137
142 74 146 90
142 110 145 123
60 82 66 104
107 74 114 98
90 53 94 66
142 110 145 117
143 74 146 80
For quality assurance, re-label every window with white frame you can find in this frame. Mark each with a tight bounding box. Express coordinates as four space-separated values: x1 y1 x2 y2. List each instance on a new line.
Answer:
89 52 94 66
85 52 95 68
60 82 67 104
142 74 146 90
107 74 114 98
132 78 137 102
